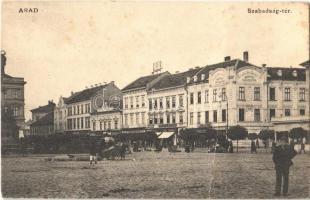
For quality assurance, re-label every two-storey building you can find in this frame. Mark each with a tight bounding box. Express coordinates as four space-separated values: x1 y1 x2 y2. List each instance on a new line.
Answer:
30 101 55 136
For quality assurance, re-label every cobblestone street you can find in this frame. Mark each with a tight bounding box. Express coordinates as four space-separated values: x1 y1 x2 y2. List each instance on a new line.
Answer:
2 151 309 198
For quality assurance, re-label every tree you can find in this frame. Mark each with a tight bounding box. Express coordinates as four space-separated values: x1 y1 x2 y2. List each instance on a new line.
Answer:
289 128 306 143
259 129 274 151
248 133 258 140
227 125 248 152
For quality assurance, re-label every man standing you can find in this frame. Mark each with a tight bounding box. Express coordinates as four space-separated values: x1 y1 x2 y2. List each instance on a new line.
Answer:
272 136 297 196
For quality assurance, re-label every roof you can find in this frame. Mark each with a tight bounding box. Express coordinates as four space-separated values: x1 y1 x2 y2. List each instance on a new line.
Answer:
267 67 306 81
149 68 201 90
122 72 167 91
189 59 257 84
300 60 309 68
30 112 54 126
65 84 109 104
31 102 56 113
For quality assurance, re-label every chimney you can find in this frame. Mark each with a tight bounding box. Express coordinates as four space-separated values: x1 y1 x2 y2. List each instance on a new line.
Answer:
48 100 53 104
71 91 74 95
262 64 266 68
243 51 249 62
224 56 231 62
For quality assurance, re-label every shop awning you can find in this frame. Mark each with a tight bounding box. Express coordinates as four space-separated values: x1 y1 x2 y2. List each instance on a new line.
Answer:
158 131 174 139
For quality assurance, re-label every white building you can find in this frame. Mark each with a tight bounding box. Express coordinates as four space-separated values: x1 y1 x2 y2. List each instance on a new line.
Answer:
121 72 169 135
54 96 68 134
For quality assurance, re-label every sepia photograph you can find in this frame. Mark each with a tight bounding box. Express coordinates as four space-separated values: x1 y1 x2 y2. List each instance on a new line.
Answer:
1 1 309 199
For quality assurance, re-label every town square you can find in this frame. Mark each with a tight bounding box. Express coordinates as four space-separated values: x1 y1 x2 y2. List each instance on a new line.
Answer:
1 1 309 199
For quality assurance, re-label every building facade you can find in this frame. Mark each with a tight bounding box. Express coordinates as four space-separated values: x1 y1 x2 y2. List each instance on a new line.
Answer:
65 81 121 135
54 96 68 134
1 51 26 145
121 72 170 134
30 101 56 136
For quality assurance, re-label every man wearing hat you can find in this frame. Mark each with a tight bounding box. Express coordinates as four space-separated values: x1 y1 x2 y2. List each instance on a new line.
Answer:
272 135 297 196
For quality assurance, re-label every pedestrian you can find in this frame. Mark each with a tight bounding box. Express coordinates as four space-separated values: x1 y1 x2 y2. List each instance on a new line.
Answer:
89 139 97 166
251 140 257 153
272 136 297 197
271 141 276 153
229 140 234 153
299 142 305 154
256 138 259 149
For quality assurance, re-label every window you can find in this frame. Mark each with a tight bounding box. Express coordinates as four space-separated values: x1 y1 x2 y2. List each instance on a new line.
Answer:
85 117 90 128
100 121 103 130
205 111 209 123
270 109 275 120
159 114 164 124
149 99 152 110
141 113 145 125
254 87 260 100
130 97 134 108
68 107 72 116
222 88 226 101
136 113 139 125
254 109 260 121
172 96 176 108
190 93 194 104
269 87 276 101
205 90 209 103
73 118 76 129
13 107 19 116
179 113 183 124
197 112 201 124
197 92 201 104
124 114 128 125
213 110 217 122
149 117 153 125
159 98 163 109
77 118 80 129
239 87 245 100
68 119 72 130
222 109 226 122
81 105 84 114
73 106 76 115
172 113 176 123
190 112 194 125
124 97 128 109
166 97 170 109
3 89 7 99
141 95 145 107
114 120 118 129
108 121 111 130
285 109 290 116
154 115 158 124
300 109 305 116
154 99 157 109
284 88 290 101
130 114 134 125
239 109 245 121
103 121 106 130
166 114 170 124
299 88 305 101
136 96 139 108
93 121 96 130
213 89 217 102
81 118 84 129
179 95 184 107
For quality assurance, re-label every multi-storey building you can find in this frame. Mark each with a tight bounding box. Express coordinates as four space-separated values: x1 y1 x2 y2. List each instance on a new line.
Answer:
121 72 169 135
30 101 55 136
54 96 68 134
65 81 121 135
146 68 202 144
1 51 26 145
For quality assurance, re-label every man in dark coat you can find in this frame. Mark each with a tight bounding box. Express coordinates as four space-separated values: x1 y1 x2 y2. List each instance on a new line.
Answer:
272 136 297 196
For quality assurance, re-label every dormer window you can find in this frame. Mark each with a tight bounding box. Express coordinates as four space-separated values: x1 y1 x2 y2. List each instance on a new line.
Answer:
201 74 205 81
292 70 297 77
194 76 197 82
277 70 282 76
186 77 191 83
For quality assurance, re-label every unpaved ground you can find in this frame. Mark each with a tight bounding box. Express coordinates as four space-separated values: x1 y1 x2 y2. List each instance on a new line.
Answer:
2 150 309 198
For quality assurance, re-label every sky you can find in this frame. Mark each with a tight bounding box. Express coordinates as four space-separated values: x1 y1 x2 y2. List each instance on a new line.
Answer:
2 1 309 120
